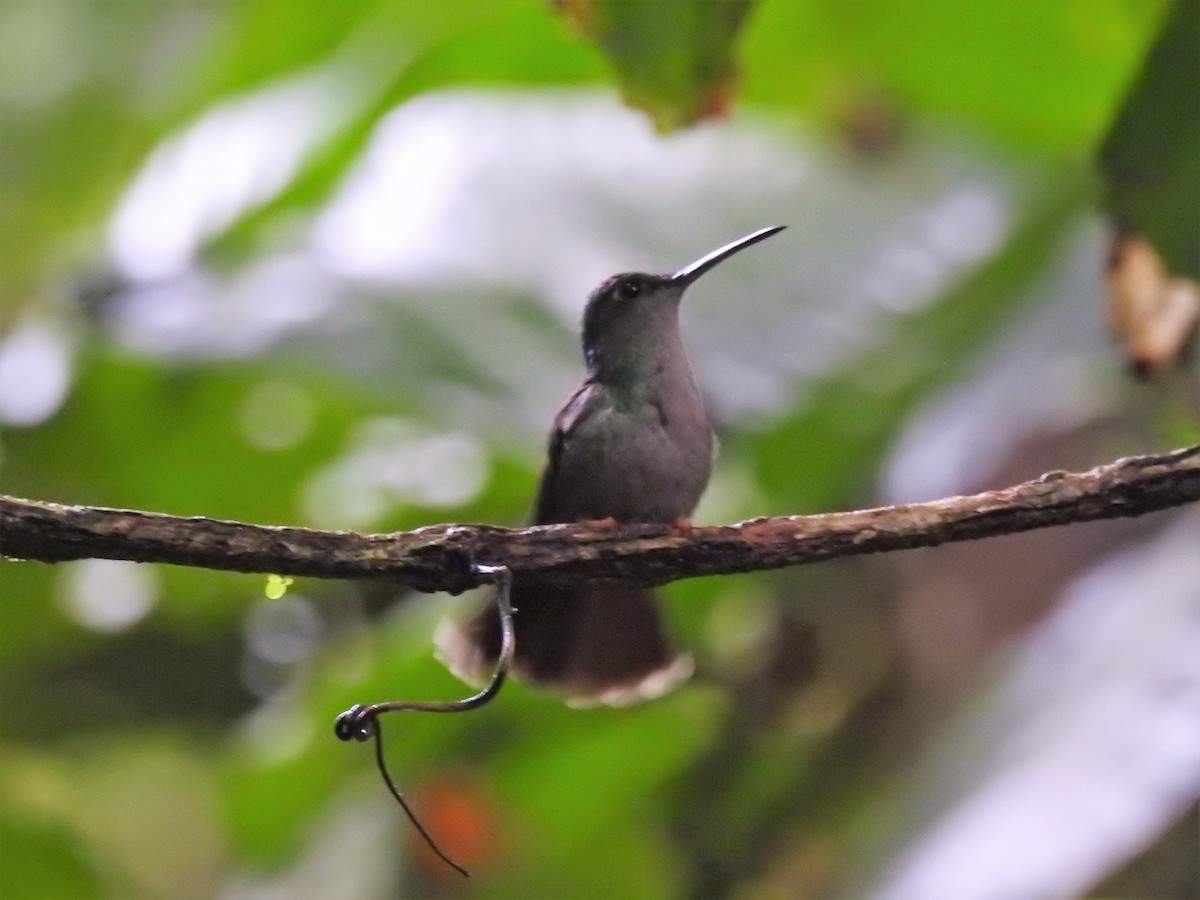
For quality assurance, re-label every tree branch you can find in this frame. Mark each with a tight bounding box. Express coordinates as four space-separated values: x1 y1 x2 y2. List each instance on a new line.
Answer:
2 446 1197 594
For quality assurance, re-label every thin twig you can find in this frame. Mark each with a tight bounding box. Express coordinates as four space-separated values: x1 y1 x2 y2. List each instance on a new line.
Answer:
333 564 515 878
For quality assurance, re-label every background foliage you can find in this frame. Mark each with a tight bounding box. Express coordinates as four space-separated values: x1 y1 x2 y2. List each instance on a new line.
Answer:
1 1 1196 897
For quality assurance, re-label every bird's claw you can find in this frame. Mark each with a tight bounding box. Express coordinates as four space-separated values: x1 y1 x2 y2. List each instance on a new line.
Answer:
582 516 619 530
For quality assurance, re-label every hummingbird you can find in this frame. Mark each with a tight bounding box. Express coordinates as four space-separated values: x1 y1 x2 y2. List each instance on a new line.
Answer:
436 226 786 705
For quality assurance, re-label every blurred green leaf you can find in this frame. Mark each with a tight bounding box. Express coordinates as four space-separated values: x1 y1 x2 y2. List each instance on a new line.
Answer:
1100 1 1200 278
0 813 103 899
557 0 755 131
743 0 1165 151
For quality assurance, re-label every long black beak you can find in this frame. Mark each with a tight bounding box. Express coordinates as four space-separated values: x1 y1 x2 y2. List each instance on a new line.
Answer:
671 225 786 287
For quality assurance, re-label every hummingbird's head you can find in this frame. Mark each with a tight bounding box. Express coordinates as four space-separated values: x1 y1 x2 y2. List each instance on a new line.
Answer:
580 226 786 381
581 271 680 377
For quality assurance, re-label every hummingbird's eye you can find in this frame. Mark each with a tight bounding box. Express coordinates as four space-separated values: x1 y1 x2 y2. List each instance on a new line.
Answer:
616 278 643 300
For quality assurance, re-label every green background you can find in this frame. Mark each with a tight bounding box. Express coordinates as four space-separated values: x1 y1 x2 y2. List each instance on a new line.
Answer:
1 1 1196 897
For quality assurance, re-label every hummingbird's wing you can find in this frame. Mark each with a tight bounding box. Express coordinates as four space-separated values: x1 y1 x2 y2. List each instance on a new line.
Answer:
436 378 693 705
532 380 604 525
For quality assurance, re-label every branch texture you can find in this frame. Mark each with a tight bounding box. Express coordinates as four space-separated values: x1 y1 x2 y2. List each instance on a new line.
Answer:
2 446 1197 594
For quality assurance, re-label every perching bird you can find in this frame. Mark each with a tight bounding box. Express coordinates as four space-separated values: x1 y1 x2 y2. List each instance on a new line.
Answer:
436 227 786 704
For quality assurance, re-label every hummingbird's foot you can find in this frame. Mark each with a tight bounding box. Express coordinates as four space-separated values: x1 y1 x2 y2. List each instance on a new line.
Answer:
670 518 694 531
581 516 619 530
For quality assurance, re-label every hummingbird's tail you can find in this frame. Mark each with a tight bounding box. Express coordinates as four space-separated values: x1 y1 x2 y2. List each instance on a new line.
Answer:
434 580 692 706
